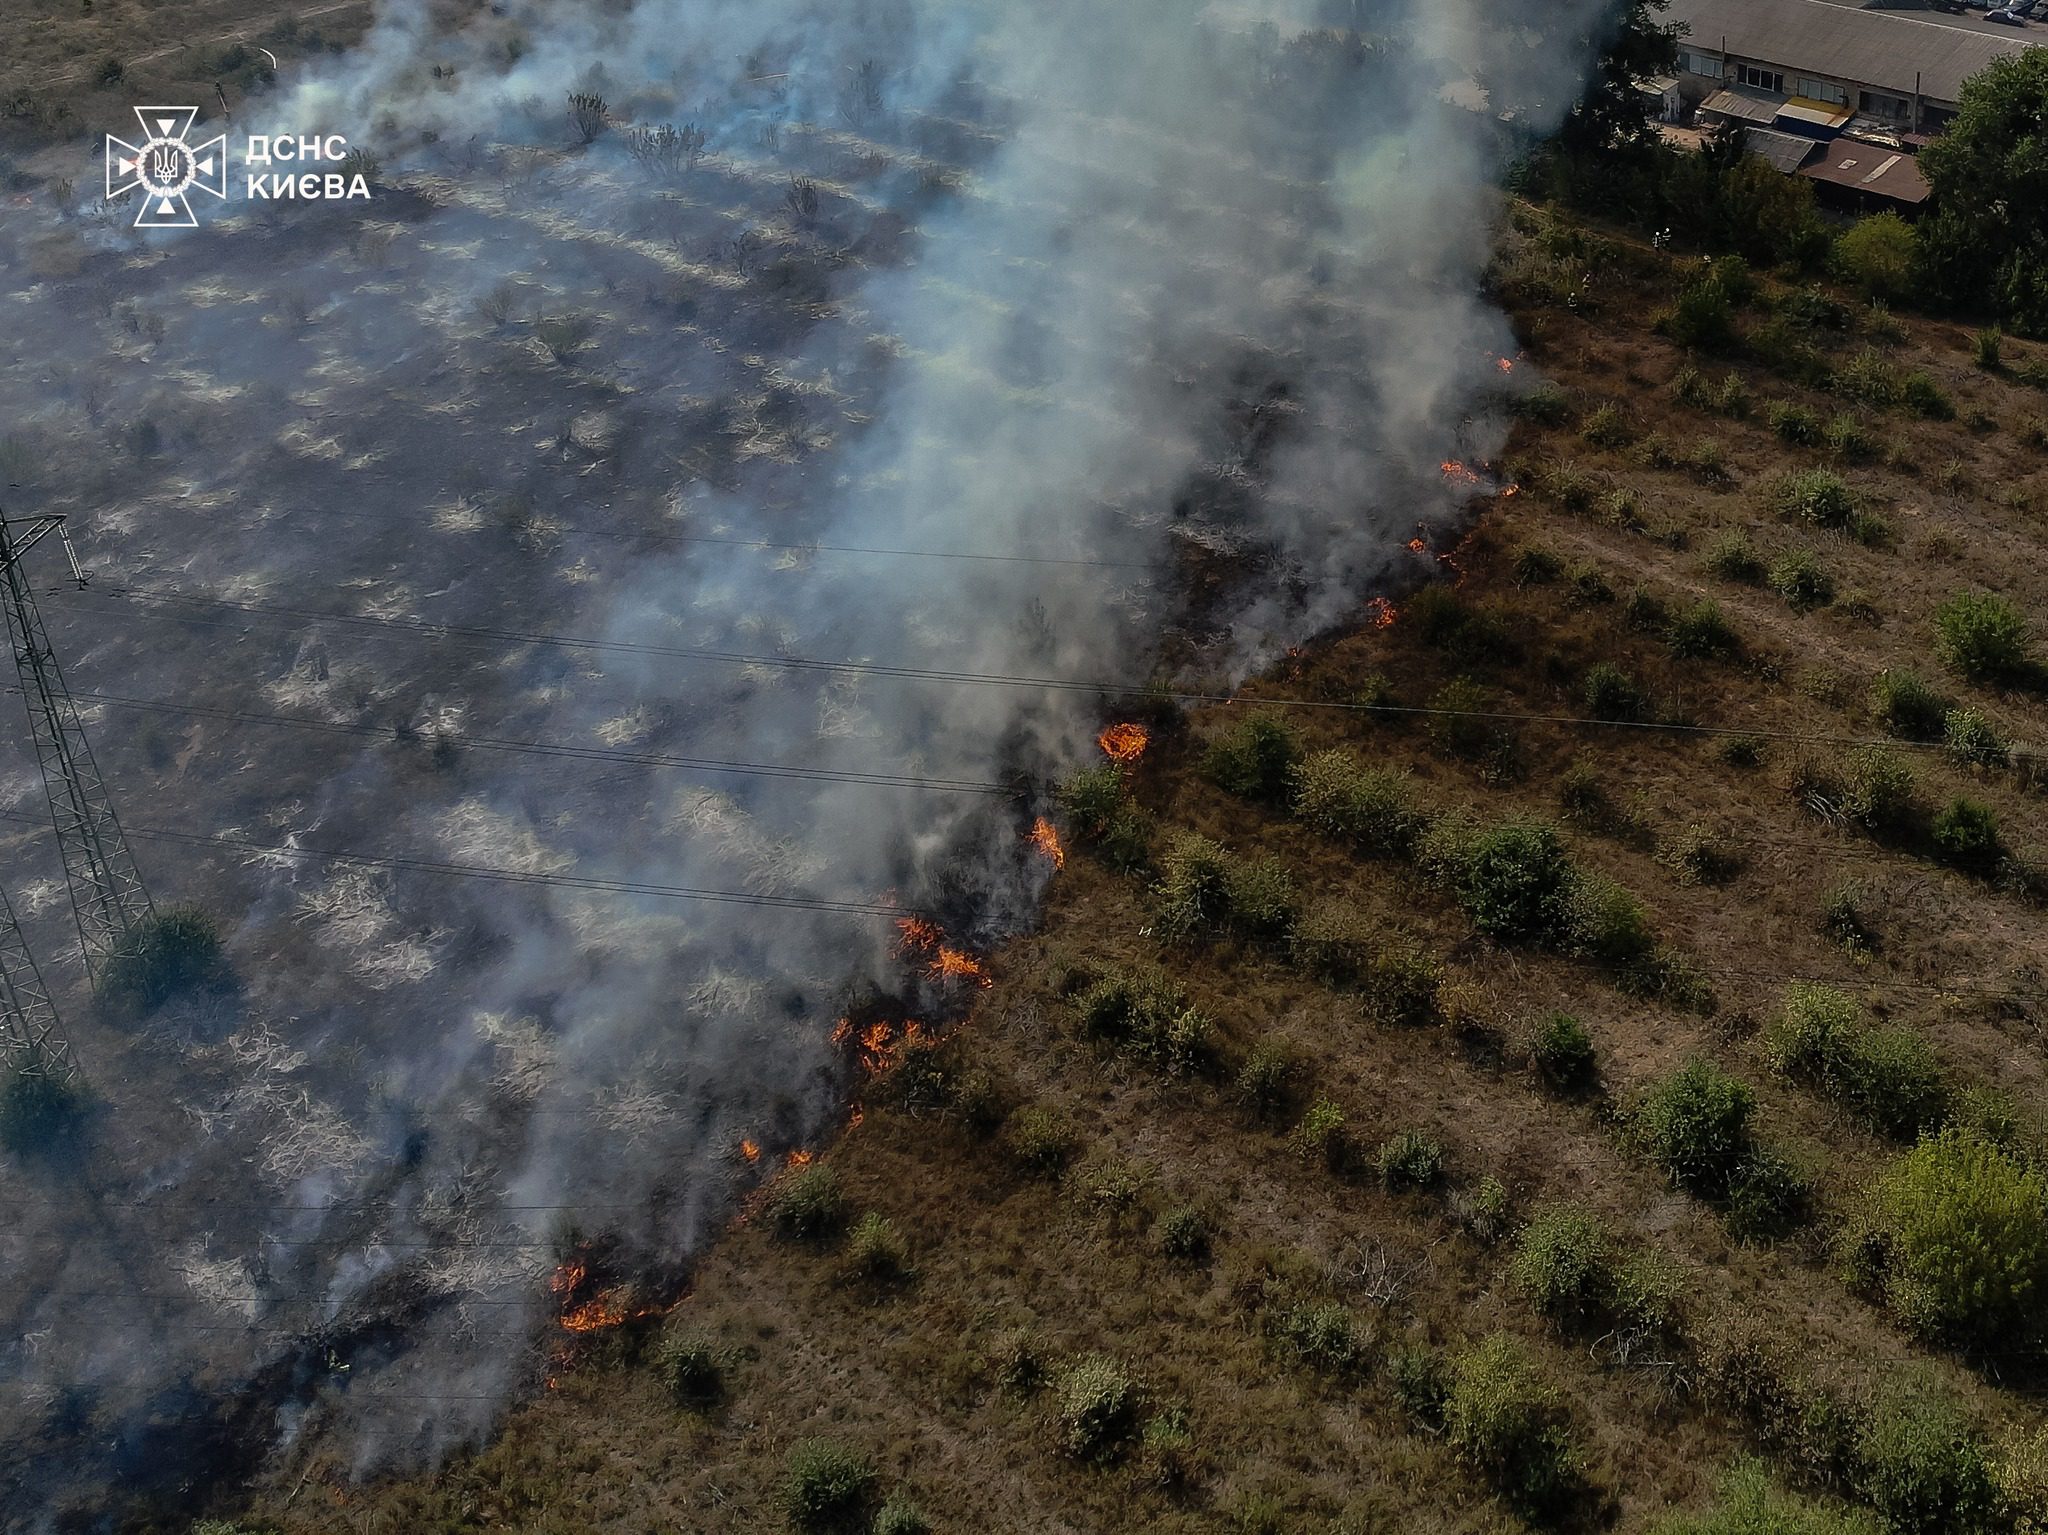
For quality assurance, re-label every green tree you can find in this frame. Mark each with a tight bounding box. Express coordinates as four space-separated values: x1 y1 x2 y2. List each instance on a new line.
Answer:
1833 213 1920 302
1918 51 2048 335
1558 0 1680 160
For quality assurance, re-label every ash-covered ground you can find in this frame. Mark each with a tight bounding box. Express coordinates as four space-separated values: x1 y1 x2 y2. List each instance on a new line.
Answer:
0 0 1611 1524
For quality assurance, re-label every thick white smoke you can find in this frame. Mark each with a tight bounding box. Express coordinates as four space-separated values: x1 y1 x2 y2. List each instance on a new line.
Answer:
0 0 1620 1521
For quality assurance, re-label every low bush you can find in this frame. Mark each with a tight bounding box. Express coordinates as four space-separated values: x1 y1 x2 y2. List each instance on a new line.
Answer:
1363 944 1442 1029
780 1439 877 1533
1530 1013 1596 1093
1704 530 1765 584
844 1211 910 1283
1158 1206 1213 1262
1935 591 2034 683
1932 797 2002 870
1846 1129 2048 1350
654 1323 725 1408
1582 662 1646 721
1007 1106 1079 1179
1768 983 1947 1140
1054 1355 1142 1464
1768 400 1822 446
1072 968 1214 1077
1770 549 1834 614
1943 708 2009 768
1442 1334 1583 1518
1449 821 1576 944
1825 414 1875 463
769 1167 846 1242
873 1495 931 1535
0 1065 85 1155
1661 824 1741 887
1637 1059 1807 1236
1287 904 1372 987
1843 746 1920 835
99 905 229 1016
1058 764 1153 868
1510 1206 1611 1327
1870 670 1950 741
1581 402 1633 448
1153 832 1296 944
1203 714 1301 803
1234 1039 1297 1123
1649 1458 1878 1535
1772 468 1857 532
1667 600 1740 660
1290 751 1422 856
1376 1129 1445 1191
1270 1299 1369 1377
1856 1392 1998 1535
1290 1097 1349 1172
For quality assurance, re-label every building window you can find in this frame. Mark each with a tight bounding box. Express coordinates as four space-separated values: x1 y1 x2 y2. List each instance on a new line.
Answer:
1796 77 1849 106
1859 89 1912 122
1734 63 1786 94
1676 48 1720 77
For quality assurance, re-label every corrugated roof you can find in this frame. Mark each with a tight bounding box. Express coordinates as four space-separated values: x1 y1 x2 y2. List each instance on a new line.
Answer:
1742 124 1825 171
1801 142 1933 201
1668 0 2044 102
1700 85 1783 121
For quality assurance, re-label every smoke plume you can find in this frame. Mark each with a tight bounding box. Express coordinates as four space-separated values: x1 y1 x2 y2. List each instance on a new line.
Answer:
0 0 1615 1522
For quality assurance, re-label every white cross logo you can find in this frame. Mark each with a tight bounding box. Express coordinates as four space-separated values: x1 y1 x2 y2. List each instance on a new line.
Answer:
105 106 227 228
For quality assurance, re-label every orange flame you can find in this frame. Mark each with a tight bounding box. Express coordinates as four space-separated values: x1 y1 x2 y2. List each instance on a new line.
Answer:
1440 460 1483 488
1029 817 1066 869
788 1148 814 1168
739 1138 761 1163
1496 356 1515 374
837 1016 931 1074
1406 537 1429 555
932 946 993 988
1097 722 1150 762
548 1257 670 1335
1365 596 1398 631
895 915 944 953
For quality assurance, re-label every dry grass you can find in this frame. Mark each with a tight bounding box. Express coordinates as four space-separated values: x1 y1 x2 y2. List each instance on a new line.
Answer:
231 214 2048 1533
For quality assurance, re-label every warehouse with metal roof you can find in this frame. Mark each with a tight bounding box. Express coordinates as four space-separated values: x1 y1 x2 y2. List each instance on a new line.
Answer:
1665 0 2045 133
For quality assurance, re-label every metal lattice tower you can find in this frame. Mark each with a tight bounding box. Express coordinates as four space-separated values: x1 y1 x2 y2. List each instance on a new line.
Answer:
1 509 155 982
0 885 73 1083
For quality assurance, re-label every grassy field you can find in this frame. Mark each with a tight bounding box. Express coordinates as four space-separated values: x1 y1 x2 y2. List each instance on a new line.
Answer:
213 207 2048 1533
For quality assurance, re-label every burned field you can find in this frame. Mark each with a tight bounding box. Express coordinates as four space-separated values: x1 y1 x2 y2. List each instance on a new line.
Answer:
230 221 2048 1532
0 6 1640 1529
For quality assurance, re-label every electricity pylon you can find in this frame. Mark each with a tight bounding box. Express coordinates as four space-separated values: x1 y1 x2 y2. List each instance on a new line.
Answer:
0 885 73 1083
0 508 155 983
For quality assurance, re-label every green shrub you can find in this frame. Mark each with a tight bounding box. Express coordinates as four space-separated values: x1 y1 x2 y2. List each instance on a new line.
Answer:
1290 750 1420 855
654 1324 725 1407
873 1495 931 1535
780 1439 877 1533
1650 1457 1879 1535
1513 545 1563 586
1871 670 1950 741
1581 402 1633 448
1663 268 1740 352
1154 832 1290 945
1442 1334 1582 1518
1375 1129 1445 1191
1849 1129 2048 1349
1449 821 1575 944
1054 1355 1142 1464
1975 327 2005 371
1667 600 1740 660
1772 469 1858 532
1637 1058 1755 1198
1389 1344 1452 1426
1287 903 1372 988
1007 1106 1078 1179
1943 708 2009 768
1511 1206 1612 1326
1364 944 1442 1029
1072 969 1214 1077
0 1065 85 1155
1935 591 2033 683
1769 984 1946 1139
1058 763 1128 837
1833 211 1919 301
1662 823 1741 887
1581 662 1645 721
1270 1300 1368 1377
845 1211 910 1282
1931 797 2002 872
1563 870 1656 966
1515 382 1572 426
1203 714 1301 803
1824 414 1876 463
1158 1205 1213 1262
1856 1392 1998 1535
1770 550 1834 614
1531 1013 1596 1093
1428 675 1500 761
1768 400 1822 445
1705 531 1766 584
1844 746 1920 834
1903 372 1955 421
769 1166 846 1241
1290 1096 1349 1172
99 905 229 1016
1234 1039 1296 1123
